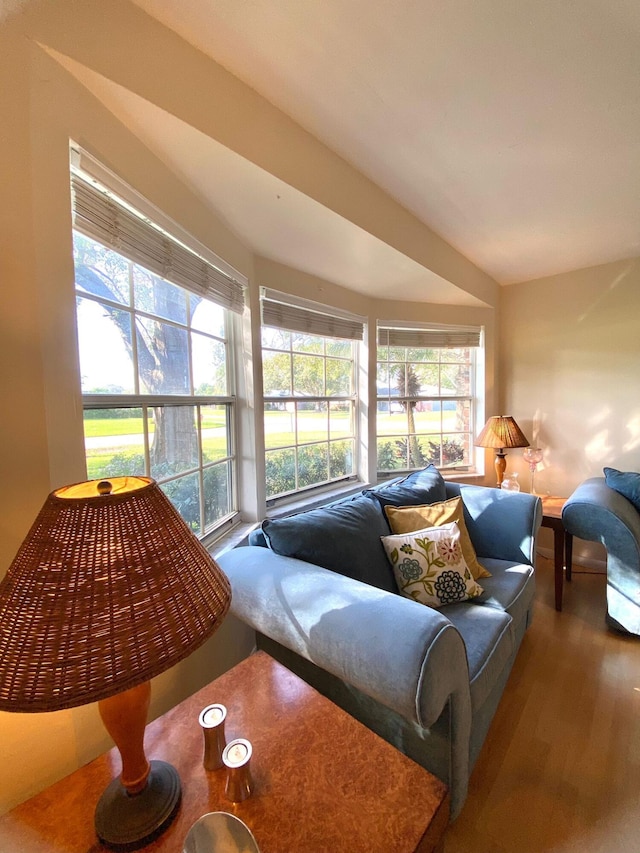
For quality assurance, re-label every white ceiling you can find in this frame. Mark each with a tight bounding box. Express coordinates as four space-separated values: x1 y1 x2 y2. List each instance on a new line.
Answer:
125 0 640 287
47 0 640 302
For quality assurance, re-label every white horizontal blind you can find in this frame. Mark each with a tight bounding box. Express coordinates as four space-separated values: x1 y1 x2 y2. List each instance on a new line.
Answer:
378 324 481 349
71 175 245 314
261 294 364 341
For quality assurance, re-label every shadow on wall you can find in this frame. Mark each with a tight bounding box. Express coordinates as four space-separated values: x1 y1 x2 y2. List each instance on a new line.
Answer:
542 260 639 485
575 261 639 325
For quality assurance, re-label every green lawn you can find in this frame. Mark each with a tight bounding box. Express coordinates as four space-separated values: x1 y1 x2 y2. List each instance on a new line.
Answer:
84 417 153 438
83 411 226 437
84 408 459 476
85 412 229 479
84 410 453 444
264 410 353 449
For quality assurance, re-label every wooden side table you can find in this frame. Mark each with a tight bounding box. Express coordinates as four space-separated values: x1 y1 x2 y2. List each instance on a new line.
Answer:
0 651 449 853
540 496 573 611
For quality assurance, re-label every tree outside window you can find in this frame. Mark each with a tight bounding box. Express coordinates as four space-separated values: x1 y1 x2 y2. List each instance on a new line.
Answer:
74 232 234 535
262 327 356 499
376 340 475 475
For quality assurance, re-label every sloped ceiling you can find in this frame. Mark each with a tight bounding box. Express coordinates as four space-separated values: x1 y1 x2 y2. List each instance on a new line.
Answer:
53 52 478 305
18 0 640 306
128 0 640 285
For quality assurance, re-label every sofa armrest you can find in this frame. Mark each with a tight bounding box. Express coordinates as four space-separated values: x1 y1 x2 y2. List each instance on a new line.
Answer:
563 477 640 605
218 545 473 817
218 546 471 732
445 483 542 566
562 477 640 580
562 477 640 547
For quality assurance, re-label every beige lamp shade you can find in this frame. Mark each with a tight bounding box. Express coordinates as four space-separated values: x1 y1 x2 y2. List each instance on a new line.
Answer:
0 476 231 713
475 415 529 450
475 416 529 486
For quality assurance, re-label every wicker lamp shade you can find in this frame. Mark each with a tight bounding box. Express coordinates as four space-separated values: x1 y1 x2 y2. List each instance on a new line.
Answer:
0 476 231 712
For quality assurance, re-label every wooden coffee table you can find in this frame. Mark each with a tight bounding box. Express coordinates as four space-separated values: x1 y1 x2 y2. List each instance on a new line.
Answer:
0 651 449 852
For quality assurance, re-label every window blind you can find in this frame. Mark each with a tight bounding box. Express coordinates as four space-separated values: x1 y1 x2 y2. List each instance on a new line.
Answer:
261 293 364 341
377 324 481 349
71 175 245 314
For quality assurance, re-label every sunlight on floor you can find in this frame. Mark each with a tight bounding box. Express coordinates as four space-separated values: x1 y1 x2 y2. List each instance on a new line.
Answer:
444 555 640 853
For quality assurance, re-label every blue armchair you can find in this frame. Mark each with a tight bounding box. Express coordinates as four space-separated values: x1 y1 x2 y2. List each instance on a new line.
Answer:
562 477 640 635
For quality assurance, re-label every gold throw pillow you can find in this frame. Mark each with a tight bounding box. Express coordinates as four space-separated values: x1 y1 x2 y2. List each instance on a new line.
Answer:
384 496 491 580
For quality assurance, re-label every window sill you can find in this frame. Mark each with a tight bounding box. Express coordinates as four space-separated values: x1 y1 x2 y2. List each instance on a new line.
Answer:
206 520 261 559
266 470 486 521
206 469 487 558
442 471 484 482
206 482 370 557
376 469 483 483
266 480 367 519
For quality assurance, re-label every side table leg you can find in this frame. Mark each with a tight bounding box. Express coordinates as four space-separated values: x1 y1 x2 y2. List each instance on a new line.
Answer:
554 529 564 612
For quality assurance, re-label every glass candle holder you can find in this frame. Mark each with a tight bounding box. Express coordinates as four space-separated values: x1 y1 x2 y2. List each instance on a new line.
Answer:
523 447 543 494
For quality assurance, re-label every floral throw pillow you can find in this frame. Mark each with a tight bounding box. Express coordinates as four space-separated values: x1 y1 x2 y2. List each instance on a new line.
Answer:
384 497 491 580
381 521 483 609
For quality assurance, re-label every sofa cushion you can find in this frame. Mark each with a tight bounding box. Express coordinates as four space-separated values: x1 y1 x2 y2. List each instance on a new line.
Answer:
603 467 640 513
384 498 491 580
442 603 513 711
365 465 447 509
474 559 535 629
381 522 483 608
261 492 396 592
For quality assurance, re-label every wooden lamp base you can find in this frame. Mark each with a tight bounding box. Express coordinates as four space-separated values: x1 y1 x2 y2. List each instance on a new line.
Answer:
96 682 181 849
95 760 181 849
494 451 507 487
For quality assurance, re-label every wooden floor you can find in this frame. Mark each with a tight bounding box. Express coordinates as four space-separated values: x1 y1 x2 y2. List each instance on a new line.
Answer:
444 556 640 853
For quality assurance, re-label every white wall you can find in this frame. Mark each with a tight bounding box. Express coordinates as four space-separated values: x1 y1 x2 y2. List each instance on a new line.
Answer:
501 257 640 563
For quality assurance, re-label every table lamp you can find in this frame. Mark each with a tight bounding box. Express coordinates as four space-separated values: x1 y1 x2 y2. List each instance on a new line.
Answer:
0 476 231 849
475 415 529 486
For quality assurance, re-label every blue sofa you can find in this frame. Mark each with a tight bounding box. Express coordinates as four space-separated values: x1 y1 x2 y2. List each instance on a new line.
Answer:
218 467 542 818
563 474 640 636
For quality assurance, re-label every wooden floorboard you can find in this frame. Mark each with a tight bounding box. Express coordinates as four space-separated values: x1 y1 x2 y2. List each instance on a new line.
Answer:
444 556 640 853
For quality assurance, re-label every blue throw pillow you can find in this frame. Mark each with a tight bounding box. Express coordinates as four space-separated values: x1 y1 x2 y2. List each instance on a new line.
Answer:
261 492 396 593
365 464 447 510
603 467 640 513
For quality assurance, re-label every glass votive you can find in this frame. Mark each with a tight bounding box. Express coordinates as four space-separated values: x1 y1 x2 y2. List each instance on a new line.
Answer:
501 472 521 492
222 738 253 803
199 703 227 771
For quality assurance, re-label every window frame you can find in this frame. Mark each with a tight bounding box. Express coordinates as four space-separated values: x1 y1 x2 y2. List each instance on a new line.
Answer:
376 324 482 477
71 156 245 541
260 307 362 504
82 395 237 534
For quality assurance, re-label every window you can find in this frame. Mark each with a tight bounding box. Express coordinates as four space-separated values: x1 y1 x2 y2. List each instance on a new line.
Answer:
71 167 245 537
376 324 482 475
261 290 363 500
